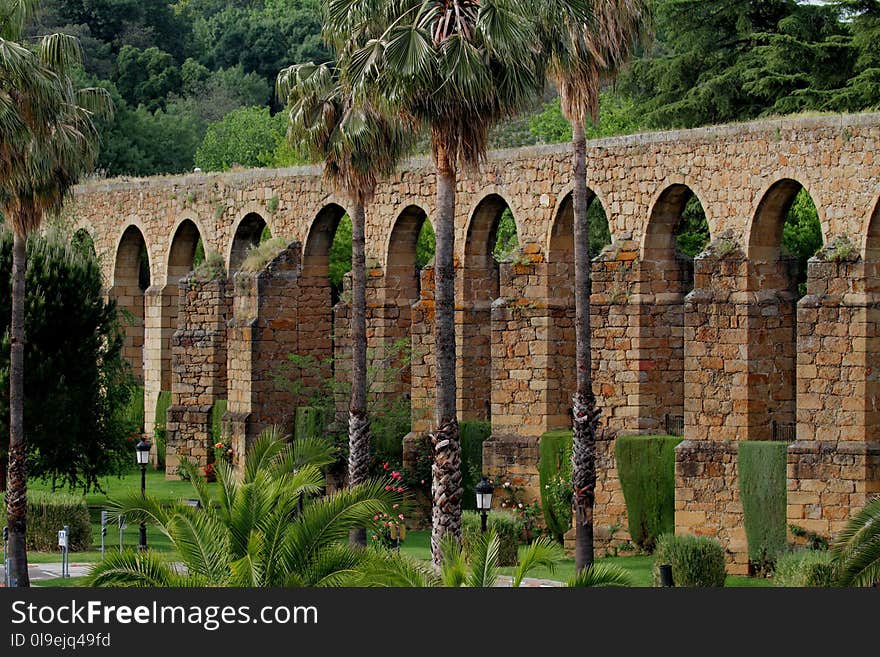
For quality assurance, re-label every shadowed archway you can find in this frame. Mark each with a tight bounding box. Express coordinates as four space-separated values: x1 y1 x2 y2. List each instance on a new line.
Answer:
112 225 150 382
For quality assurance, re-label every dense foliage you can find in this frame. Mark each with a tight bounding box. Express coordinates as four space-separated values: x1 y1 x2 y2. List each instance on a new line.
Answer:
0 230 136 491
24 1 879 180
0 491 91 551
615 435 683 552
738 441 788 572
652 533 727 587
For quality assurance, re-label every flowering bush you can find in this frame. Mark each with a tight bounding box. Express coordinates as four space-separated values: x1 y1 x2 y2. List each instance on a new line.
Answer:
213 441 233 466
494 478 543 542
203 463 216 482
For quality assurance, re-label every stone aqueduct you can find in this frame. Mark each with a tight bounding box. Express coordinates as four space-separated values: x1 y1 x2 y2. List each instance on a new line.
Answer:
72 113 880 573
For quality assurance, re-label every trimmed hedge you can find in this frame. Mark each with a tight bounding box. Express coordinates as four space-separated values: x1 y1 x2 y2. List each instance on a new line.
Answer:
738 441 787 569
615 435 682 551
460 421 491 511
773 550 835 587
153 390 172 468
538 430 573 543
211 400 228 443
462 510 521 566
652 533 727 587
294 406 325 441
122 385 145 432
1 491 91 552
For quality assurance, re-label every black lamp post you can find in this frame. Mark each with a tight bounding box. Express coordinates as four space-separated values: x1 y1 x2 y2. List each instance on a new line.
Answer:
475 477 494 534
135 439 151 550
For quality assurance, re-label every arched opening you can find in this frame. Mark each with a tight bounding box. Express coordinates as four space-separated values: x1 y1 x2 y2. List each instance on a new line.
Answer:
865 197 880 267
546 190 612 429
71 228 96 260
113 225 150 382
229 212 270 273
748 179 823 440
461 194 520 422
167 219 202 284
642 185 710 434
300 203 349 396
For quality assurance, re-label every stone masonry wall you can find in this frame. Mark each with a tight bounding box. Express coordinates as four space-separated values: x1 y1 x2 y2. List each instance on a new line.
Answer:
165 276 231 477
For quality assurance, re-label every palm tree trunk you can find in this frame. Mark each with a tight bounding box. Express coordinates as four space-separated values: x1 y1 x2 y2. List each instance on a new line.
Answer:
6 230 30 587
430 144 462 565
571 120 599 573
348 196 371 548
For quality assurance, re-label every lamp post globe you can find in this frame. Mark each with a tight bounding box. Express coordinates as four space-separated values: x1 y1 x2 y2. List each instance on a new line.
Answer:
135 439 151 550
475 477 494 534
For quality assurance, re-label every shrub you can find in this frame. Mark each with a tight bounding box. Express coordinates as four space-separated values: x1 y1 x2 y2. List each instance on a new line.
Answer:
652 533 727 587
241 237 287 272
1 491 91 552
460 421 492 511
738 441 787 571
462 510 521 566
615 435 682 551
192 250 226 281
211 400 228 443
773 550 835 587
538 430 573 543
153 390 172 469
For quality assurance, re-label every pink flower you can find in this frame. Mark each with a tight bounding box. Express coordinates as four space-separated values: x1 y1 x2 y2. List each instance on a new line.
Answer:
383 463 389 470
398 514 404 520
396 487 404 493
373 515 379 521
501 503 507 508
420 480 425 485
392 504 399 509
384 485 392 491
518 503 523 509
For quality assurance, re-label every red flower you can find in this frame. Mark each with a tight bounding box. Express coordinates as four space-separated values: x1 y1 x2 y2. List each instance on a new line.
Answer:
384 485 392 491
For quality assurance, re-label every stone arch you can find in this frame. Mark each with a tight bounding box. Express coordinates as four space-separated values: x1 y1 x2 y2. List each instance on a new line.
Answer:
386 204 433 300
544 188 612 431
112 224 151 382
864 195 880 264
228 212 270 273
303 202 348 276
744 178 822 440
643 184 710 264
547 186 612 264
639 184 711 435
167 217 205 284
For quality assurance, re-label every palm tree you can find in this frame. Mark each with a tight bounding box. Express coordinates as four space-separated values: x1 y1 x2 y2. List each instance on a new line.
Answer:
87 428 410 587
276 61 412 547
832 497 880 587
539 0 650 571
0 1 112 587
327 0 553 565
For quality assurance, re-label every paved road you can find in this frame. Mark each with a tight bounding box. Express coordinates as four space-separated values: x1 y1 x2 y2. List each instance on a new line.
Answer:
1 562 93 585
3 564 564 587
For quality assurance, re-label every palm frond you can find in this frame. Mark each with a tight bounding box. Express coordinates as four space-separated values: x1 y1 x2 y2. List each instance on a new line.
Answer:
465 529 501 588
353 548 441 587
512 536 564 587
832 498 880 587
567 563 633 588
438 533 468 587
86 550 187 588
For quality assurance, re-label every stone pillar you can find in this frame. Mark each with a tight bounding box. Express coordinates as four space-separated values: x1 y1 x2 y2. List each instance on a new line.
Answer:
676 237 750 574
589 242 641 434
788 242 880 539
165 276 231 478
142 285 173 437
409 265 435 434
225 242 309 472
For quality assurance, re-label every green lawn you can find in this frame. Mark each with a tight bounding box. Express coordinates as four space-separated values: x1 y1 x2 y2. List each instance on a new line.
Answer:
23 469 205 564
395 530 771 588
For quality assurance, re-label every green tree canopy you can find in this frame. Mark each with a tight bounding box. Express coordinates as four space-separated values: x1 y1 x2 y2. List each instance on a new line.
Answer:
194 106 286 172
0 229 135 491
